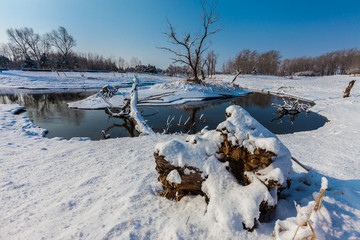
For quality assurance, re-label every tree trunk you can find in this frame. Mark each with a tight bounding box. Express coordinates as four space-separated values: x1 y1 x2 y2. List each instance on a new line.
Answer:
343 80 356 98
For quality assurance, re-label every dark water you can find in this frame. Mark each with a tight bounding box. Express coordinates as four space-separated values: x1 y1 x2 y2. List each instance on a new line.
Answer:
0 92 327 140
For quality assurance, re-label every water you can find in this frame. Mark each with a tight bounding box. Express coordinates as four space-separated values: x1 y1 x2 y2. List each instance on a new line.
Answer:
0 91 327 140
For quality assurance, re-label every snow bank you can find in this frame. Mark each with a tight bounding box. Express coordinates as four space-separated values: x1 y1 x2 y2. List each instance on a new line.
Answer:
155 105 292 230
68 79 249 109
0 104 48 137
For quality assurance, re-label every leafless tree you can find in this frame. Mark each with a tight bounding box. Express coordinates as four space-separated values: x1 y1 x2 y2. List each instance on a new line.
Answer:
206 50 218 77
129 57 141 68
0 44 11 58
118 57 127 71
256 50 281 75
38 34 52 56
6 28 29 57
22 28 42 63
160 0 222 83
48 26 76 60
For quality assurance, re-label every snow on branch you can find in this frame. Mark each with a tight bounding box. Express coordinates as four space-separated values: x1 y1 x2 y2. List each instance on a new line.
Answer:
271 98 311 123
272 98 310 115
98 77 154 137
129 76 155 135
273 177 329 240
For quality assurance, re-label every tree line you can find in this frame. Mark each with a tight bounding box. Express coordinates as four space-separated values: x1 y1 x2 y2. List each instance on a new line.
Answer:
0 26 162 73
223 48 360 76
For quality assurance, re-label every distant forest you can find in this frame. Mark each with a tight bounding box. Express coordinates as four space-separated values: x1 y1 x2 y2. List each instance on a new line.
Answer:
0 26 161 74
222 48 360 76
1 26 359 76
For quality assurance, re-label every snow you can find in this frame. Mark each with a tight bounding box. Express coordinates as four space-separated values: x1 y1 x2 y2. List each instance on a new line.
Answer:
128 76 155 135
68 78 249 109
166 170 182 184
0 71 360 239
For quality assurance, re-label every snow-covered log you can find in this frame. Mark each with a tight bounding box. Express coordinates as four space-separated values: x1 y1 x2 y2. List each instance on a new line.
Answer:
154 105 292 230
129 76 155 135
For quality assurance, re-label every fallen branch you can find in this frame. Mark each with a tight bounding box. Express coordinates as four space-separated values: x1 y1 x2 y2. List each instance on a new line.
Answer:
231 70 242 84
291 156 310 172
273 177 328 240
343 80 356 98
129 76 155 135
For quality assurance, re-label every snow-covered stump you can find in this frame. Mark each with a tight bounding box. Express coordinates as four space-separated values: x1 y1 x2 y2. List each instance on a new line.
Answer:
154 105 292 230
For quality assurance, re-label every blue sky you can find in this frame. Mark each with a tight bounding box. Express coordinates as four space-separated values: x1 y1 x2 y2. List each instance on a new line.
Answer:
1 0 359 69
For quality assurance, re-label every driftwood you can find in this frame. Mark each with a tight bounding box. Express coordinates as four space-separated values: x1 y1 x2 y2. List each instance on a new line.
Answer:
343 80 356 98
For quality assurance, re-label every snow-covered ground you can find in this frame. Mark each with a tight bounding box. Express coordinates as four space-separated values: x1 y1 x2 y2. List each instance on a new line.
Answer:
0 71 359 239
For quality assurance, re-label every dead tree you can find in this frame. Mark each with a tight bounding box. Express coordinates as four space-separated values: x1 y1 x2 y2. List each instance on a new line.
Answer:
271 98 310 123
159 0 222 83
231 70 242 84
343 80 356 98
99 77 154 135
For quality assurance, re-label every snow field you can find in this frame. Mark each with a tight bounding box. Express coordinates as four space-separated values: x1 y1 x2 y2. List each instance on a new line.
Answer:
0 71 359 239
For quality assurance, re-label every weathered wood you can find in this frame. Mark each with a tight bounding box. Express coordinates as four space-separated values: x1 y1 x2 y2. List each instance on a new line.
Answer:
154 153 205 202
231 70 242 84
216 131 282 190
343 80 356 98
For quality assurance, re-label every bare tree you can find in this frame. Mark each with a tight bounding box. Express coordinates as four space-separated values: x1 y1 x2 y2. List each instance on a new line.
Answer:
118 57 127 71
160 0 221 83
48 26 76 60
21 28 42 63
6 28 29 57
129 57 141 68
38 34 52 56
206 50 218 77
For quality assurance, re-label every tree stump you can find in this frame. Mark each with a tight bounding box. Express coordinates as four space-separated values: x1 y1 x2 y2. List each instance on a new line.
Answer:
343 80 356 98
154 153 206 202
154 105 292 230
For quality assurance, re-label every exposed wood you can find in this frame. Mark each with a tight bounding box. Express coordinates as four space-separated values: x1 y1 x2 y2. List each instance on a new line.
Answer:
231 70 242 84
154 152 205 202
343 80 356 98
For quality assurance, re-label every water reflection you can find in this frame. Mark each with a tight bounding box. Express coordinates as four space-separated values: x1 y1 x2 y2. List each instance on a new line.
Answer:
0 92 328 140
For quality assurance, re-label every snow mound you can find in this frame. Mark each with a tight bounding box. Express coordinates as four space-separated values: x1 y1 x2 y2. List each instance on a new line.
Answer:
155 105 292 231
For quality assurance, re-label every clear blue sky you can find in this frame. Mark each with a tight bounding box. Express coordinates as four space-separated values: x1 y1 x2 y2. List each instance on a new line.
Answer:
1 0 359 69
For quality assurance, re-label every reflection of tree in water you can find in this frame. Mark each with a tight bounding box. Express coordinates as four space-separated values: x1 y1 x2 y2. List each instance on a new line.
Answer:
0 93 89 125
103 113 138 137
